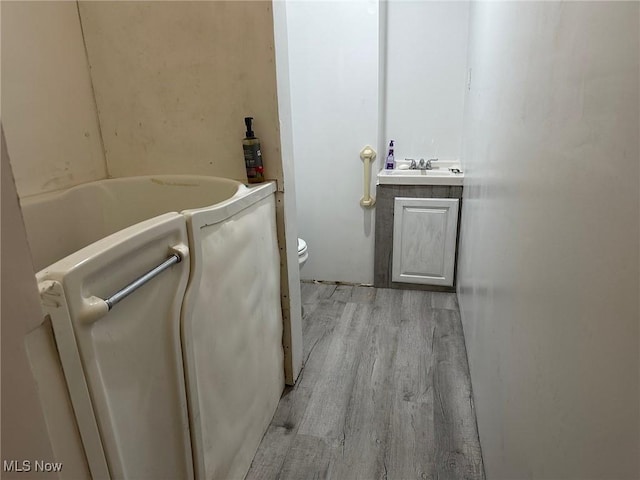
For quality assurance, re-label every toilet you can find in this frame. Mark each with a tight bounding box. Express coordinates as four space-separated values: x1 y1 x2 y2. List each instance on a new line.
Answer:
298 238 308 316
297 238 308 269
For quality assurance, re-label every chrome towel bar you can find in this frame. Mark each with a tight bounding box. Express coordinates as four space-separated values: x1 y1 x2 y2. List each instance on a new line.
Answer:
104 253 182 310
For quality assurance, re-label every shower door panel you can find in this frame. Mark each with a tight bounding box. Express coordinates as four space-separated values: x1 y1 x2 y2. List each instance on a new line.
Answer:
38 213 193 480
181 192 284 480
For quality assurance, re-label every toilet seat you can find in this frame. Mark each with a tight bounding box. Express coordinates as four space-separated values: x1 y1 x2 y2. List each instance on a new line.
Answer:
297 238 308 267
297 238 307 256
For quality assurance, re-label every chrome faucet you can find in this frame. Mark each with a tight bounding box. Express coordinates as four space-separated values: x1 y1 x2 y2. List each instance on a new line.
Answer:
419 158 438 170
407 158 438 170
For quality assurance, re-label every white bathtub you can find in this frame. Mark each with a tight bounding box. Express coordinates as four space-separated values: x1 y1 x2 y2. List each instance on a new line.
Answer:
22 175 284 480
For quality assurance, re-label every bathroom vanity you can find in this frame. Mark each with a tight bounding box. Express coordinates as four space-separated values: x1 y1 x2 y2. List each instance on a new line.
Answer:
374 161 463 292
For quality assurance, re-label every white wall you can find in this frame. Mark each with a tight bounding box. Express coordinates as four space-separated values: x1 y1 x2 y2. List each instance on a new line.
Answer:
385 1 469 162
1 1 106 198
287 0 379 284
457 2 639 478
287 0 469 283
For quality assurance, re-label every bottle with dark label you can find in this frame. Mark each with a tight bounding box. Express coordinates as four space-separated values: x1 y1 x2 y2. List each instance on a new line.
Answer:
243 117 264 183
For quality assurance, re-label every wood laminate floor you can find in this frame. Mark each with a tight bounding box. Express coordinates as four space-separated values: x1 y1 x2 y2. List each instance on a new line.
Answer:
247 283 484 480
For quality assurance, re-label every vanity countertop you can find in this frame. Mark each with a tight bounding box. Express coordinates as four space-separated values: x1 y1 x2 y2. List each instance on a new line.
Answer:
377 160 464 186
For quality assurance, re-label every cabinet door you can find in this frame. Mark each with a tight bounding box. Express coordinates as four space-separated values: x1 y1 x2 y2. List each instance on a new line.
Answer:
392 197 459 286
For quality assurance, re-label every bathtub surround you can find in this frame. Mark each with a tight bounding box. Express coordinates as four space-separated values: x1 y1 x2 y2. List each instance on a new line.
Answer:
1 1 107 197
77 1 281 184
457 2 640 478
1 1 287 202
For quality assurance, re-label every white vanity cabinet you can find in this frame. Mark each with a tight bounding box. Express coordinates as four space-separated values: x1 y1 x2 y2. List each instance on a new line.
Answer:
391 198 459 286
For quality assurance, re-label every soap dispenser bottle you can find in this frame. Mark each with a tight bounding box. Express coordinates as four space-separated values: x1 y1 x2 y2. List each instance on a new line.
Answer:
242 117 265 183
385 140 395 169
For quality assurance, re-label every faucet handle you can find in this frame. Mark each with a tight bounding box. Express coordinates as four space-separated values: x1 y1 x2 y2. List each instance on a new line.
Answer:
406 158 417 169
425 158 439 169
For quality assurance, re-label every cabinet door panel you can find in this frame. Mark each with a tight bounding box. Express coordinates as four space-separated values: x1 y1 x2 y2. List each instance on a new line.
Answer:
392 198 459 286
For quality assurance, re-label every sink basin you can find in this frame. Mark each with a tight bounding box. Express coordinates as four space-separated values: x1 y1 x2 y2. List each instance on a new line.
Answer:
377 161 464 186
384 169 453 177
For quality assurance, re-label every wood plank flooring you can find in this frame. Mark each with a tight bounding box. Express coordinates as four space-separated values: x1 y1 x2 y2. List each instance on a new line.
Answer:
247 283 484 480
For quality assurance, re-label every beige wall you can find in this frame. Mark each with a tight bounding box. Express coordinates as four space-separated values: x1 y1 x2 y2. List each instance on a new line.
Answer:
1 1 106 198
78 1 282 184
457 2 639 478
